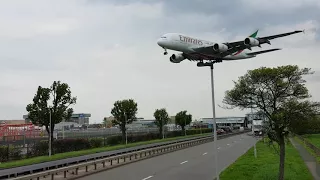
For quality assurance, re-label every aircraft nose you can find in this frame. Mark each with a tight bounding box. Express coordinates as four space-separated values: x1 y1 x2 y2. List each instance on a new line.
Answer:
157 38 162 46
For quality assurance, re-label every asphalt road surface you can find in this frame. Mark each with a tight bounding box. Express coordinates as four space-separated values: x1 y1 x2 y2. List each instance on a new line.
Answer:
78 133 258 180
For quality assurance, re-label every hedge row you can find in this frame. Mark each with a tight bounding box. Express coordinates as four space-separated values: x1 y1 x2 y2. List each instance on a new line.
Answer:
0 128 213 162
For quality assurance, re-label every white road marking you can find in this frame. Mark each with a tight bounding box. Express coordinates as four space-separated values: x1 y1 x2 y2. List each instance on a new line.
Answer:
217 147 221 149
180 161 188 164
142 176 153 180
227 144 230 146
203 152 208 155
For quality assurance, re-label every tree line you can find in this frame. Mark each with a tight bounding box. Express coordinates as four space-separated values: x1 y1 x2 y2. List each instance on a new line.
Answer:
109 99 192 143
25 65 320 180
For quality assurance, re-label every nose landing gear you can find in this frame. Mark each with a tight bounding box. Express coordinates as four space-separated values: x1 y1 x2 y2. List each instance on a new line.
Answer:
163 48 168 55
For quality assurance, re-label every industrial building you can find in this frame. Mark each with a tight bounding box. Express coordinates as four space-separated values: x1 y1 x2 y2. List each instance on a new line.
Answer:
199 116 248 128
23 113 91 126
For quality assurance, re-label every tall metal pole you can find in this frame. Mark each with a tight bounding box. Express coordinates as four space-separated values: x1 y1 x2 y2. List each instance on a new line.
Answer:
162 117 164 139
251 103 257 158
49 109 52 157
184 118 186 136
125 114 127 145
210 64 219 180
62 119 65 139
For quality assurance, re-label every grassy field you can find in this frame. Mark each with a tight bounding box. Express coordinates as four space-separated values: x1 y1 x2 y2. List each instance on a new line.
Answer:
219 140 313 180
294 134 320 163
0 132 211 169
303 134 320 148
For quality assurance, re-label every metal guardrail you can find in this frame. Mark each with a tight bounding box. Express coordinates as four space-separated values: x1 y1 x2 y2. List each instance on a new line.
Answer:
2 130 250 180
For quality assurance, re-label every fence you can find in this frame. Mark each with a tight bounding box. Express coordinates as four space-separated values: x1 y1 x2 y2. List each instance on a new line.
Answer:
0 128 214 163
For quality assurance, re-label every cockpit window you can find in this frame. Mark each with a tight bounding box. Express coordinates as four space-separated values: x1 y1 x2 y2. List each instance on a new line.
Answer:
161 36 166 38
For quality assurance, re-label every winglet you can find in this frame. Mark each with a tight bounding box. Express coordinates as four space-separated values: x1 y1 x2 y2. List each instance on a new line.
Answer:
249 29 259 38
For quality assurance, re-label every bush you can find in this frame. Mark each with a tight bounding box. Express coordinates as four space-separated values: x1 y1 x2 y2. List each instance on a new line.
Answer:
0 145 9 162
89 138 104 148
106 135 122 145
0 145 22 162
27 140 48 157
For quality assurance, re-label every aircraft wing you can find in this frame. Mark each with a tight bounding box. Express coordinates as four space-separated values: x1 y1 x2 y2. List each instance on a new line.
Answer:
192 30 303 58
246 48 281 56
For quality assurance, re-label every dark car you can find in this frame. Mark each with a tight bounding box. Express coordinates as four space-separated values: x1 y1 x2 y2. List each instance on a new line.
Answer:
220 126 232 133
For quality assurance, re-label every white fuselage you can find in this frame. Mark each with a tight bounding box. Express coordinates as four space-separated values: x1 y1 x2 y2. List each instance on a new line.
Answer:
157 33 255 60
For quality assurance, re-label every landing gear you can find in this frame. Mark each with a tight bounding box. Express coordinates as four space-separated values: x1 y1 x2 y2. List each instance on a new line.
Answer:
163 48 168 55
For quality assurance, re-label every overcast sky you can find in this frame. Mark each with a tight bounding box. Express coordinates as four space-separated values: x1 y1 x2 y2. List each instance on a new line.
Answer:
0 0 319 122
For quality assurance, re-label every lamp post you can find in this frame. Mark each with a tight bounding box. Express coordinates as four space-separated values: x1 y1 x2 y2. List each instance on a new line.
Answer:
162 117 164 139
184 118 186 136
251 106 257 158
197 60 221 180
125 114 128 145
48 108 52 157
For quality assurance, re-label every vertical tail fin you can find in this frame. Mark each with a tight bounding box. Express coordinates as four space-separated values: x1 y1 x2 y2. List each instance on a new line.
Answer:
249 29 259 38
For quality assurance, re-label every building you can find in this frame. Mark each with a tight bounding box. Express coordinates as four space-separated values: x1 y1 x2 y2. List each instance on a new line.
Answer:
68 113 91 125
23 113 91 126
245 112 267 128
199 116 248 128
169 116 175 124
0 120 26 125
128 119 156 128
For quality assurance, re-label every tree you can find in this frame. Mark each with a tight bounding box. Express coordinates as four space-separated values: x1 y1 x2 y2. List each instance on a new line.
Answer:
111 99 138 143
222 65 320 180
175 110 192 134
26 81 77 150
154 108 170 138
103 117 113 128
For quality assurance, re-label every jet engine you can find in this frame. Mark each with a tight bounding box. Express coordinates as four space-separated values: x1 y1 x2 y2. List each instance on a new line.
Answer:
170 53 186 63
213 43 228 52
244 37 260 47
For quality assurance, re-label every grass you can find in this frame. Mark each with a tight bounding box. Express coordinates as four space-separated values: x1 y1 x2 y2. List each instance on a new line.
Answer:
218 140 313 180
0 133 211 169
302 134 320 148
294 135 320 163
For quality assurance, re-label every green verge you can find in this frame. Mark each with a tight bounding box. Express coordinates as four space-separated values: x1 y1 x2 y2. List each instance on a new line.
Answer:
294 136 320 163
218 140 313 180
0 133 211 169
303 134 320 148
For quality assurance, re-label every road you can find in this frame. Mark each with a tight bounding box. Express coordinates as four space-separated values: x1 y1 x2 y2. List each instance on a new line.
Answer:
78 133 258 180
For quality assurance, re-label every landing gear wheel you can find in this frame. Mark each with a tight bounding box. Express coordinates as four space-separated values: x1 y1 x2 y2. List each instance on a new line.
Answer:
164 51 168 55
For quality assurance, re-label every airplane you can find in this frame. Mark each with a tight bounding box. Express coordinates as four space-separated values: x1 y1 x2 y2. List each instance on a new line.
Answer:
156 29 304 64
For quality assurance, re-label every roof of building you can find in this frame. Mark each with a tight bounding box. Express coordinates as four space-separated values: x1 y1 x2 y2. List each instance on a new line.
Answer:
200 117 246 124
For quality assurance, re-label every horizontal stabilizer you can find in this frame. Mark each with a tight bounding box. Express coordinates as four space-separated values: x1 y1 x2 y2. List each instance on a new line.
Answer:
246 48 281 56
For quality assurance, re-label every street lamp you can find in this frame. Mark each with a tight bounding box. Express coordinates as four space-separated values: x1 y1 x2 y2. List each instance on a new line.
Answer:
184 118 186 136
48 108 52 157
197 60 221 180
125 114 128 145
162 117 164 139
250 107 257 158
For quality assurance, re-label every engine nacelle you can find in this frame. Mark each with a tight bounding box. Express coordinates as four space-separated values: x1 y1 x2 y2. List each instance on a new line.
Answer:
213 43 228 52
170 53 185 63
244 37 260 47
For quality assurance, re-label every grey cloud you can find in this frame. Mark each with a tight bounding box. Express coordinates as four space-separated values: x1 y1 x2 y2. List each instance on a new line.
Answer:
92 0 320 36
0 0 319 121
